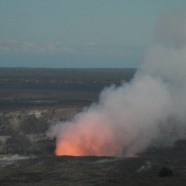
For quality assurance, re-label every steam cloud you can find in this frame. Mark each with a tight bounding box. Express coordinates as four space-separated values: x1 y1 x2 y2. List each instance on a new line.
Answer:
47 12 186 157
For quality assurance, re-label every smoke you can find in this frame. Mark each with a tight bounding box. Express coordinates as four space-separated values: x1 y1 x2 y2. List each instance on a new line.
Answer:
155 12 186 48
47 12 186 157
141 45 186 122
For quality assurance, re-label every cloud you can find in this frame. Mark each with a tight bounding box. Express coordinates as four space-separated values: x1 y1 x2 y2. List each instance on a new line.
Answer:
76 44 144 58
0 39 143 68
0 40 76 55
0 40 44 54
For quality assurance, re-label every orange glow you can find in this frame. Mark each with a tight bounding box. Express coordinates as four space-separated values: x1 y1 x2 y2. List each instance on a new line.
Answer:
55 120 121 156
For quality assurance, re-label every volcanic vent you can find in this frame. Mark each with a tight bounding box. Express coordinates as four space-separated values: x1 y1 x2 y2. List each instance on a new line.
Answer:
47 13 186 157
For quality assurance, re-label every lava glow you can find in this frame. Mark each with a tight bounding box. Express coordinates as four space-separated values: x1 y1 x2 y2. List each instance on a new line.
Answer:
55 117 121 156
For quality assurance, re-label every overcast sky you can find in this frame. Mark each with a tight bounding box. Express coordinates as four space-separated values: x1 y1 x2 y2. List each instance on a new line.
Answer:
0 0 185 68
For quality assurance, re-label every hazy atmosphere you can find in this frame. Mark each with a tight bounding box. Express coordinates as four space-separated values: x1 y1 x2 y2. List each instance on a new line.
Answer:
0 0 186 68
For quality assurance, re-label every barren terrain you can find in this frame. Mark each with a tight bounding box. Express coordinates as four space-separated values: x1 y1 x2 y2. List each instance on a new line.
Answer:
0 68 185 186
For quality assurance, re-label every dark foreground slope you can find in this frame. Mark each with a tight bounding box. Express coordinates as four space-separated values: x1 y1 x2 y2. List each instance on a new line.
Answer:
0 141 186 186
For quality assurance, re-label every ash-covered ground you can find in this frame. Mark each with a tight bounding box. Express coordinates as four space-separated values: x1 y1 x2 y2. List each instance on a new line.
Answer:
0 68 186 185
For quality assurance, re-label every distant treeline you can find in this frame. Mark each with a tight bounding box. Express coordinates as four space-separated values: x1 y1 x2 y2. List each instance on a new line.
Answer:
0 68 136 84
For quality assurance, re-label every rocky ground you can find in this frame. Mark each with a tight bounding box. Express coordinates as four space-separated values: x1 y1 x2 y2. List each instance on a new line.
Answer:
0 107 184 186
1 108 186 186
0 68 185 185
0 107 82 155
0 142 186 186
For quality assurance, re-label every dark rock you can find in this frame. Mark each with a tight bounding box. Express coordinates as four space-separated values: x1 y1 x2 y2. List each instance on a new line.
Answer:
159 167 174 177
5 134 31 154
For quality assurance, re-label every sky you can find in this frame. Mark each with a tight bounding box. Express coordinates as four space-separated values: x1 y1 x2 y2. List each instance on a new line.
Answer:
0 0 186 68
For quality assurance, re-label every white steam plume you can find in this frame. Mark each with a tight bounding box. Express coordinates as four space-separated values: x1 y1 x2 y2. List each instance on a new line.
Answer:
155 12 186 48
47 12 186 157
